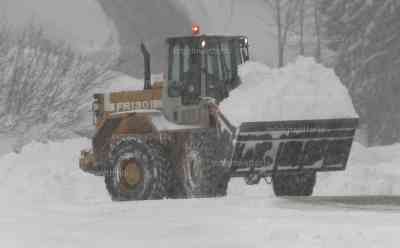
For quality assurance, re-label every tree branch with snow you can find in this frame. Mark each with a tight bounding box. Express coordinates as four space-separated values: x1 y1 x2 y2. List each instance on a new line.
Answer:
0 24 117 151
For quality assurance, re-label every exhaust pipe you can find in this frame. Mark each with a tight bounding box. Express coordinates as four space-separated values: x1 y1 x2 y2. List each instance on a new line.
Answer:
140 42 151 90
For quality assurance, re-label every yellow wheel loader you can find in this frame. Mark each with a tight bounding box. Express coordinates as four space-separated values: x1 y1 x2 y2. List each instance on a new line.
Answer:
80 27 358 201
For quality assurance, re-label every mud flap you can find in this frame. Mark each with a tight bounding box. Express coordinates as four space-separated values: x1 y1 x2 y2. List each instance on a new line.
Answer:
216 113 358 178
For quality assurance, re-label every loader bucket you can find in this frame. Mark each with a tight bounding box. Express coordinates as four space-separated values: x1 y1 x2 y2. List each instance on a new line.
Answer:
217 114 358 177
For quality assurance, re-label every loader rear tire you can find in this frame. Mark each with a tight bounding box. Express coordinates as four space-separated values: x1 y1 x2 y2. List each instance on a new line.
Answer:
181 130 231 198
105 137 170 201
272 172 316 197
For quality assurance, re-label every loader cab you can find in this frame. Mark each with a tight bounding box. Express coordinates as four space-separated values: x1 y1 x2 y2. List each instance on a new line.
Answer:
163 35 250 125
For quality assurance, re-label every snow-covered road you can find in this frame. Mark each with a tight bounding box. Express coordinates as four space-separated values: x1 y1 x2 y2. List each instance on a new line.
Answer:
1 139 400 247
2 182 400 248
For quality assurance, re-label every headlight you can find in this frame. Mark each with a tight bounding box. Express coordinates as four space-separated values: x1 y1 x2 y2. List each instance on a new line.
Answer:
188 84 195 93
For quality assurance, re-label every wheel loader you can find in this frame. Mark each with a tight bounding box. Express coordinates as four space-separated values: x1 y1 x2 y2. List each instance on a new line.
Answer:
80 26 358 201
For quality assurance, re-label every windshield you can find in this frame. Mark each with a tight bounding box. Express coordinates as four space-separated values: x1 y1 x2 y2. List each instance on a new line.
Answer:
168 41 201 102
169 42 201 83
205 40 229 100
168 37 246 103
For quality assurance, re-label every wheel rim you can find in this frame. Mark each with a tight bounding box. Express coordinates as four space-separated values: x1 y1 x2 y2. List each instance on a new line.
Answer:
119 160 143 191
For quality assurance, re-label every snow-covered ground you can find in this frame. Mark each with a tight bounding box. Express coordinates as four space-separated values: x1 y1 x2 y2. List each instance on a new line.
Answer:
1 138 400 247
317 142 400 196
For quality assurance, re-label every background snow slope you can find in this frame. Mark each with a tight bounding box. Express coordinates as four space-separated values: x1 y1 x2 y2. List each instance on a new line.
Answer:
0 0 115 52
1 0 295 76
98 0 284 77
175 0 279 66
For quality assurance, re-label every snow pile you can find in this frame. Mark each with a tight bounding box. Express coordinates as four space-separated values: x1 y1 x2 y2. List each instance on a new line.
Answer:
220 58 358 126
1 136 400 207
1 140 400 247
316 142 400 195
0 139 108 204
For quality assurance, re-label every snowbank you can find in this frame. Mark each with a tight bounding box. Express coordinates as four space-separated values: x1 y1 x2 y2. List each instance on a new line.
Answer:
1 137 400 206
0 139 108 204
316 142 400 196
220 58 358 126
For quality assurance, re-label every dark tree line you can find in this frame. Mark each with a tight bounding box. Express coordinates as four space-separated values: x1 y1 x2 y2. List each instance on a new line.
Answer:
321 0 400 145
265 0 323 67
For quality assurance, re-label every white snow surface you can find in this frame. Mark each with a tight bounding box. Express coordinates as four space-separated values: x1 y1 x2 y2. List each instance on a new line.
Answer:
220 58 358 126
316 142 400 196
0 139 108 205
1 139 400 247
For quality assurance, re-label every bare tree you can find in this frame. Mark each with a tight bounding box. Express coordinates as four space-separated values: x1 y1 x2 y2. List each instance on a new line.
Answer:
0 24 117 150
298 0 306 55
266 0 301 67
313 0 322 62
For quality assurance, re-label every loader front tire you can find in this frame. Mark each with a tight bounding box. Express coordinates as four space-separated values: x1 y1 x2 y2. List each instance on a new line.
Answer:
105 138 170 201
181 130 231 198
272 172 316 197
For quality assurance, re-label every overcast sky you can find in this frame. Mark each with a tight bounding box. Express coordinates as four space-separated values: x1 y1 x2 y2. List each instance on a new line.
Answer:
0 0 112 50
